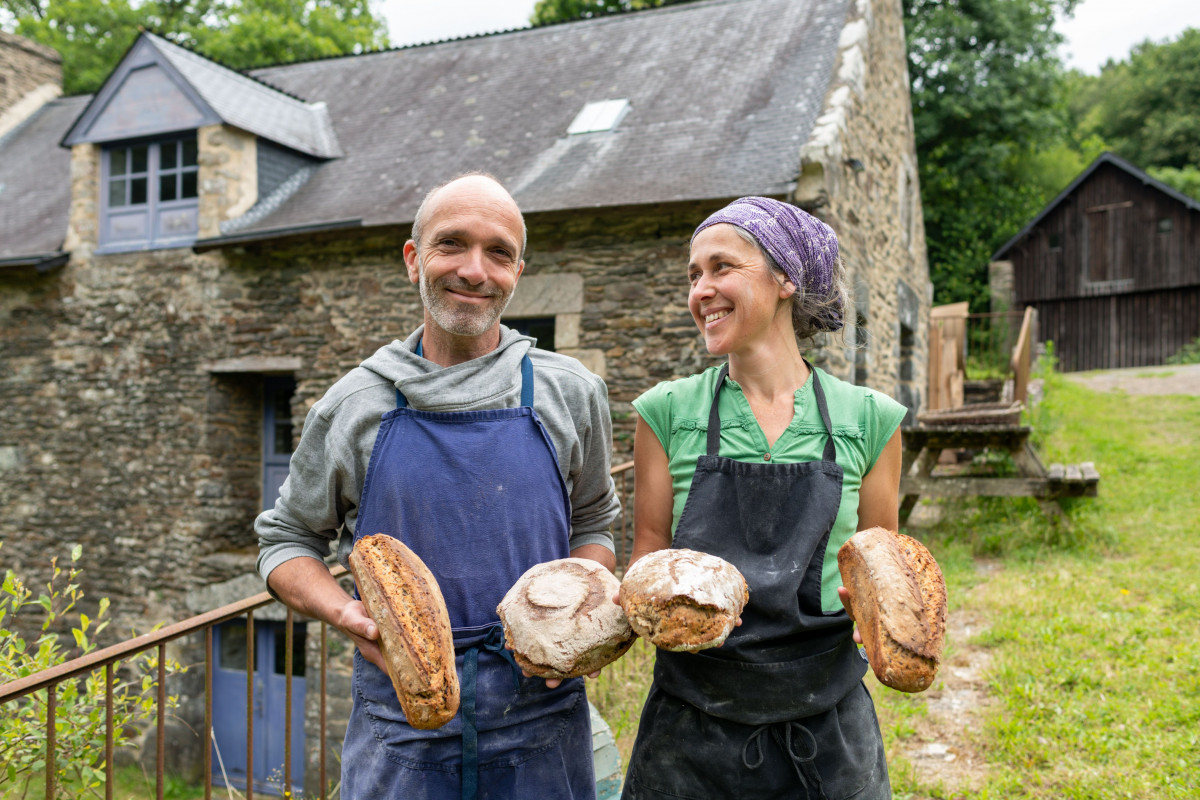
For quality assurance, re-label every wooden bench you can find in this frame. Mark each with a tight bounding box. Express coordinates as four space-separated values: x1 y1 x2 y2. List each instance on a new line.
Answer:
898 424 1101 523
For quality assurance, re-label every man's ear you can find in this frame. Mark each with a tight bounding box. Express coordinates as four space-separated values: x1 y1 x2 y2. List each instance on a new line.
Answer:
403 240 420 284
515 260 525 281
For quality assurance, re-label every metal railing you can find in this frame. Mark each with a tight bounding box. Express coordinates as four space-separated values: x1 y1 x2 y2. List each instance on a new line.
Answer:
0 571 343 800
1 460 637 799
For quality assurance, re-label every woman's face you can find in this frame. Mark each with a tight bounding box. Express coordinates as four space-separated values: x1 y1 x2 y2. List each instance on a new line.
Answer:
688 224 794 355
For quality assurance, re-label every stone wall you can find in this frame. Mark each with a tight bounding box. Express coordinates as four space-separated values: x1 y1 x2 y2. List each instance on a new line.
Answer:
797 0 931 415
0 31 61 117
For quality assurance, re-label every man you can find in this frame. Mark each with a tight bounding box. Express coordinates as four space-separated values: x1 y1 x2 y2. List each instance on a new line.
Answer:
257 173 620 799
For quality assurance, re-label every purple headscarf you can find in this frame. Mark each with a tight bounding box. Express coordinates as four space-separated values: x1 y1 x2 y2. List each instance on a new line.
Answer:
692 196 843 332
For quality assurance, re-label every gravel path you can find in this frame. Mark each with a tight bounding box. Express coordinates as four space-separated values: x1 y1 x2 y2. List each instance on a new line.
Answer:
1064 362 1200 396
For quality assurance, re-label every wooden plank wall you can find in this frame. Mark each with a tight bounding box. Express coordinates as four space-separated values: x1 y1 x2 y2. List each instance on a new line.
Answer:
1012 163 1200 303
1032 286 1200 371
1008 162 1200 371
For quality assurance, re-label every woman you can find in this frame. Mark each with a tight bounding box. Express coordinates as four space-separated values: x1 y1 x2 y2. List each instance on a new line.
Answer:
622 197 905 799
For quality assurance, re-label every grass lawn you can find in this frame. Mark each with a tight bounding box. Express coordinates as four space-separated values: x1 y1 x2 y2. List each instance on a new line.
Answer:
592 368 1200 798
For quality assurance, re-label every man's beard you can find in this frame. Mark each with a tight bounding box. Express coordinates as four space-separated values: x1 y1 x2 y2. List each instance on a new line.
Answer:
418 260 515 337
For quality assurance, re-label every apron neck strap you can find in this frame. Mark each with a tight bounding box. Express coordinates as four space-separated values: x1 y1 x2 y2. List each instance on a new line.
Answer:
396 340 535 409
706 360 836 462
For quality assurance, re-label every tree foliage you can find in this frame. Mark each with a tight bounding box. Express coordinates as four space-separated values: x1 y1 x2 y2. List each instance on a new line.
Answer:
1069 28 1200 171
0 0 389 95
0 543 183 799
904 0 1079 309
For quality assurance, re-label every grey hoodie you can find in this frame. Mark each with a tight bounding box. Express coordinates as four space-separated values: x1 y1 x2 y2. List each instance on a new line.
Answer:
256 325 621 585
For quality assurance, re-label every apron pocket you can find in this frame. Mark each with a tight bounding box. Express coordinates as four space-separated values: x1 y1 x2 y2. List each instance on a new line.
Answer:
654 635 867 724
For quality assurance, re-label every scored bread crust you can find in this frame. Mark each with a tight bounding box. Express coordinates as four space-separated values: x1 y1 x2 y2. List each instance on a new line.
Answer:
348 534 460 729
837 527 947 693
497 558 637 679
618 549 748 652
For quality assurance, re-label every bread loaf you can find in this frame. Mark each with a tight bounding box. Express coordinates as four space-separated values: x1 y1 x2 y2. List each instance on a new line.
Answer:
497 558 636 679
619 548 748 652
348 534 460 729
837 527 946 692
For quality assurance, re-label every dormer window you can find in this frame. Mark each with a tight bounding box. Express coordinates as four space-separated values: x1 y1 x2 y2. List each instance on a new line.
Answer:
101 135 199 251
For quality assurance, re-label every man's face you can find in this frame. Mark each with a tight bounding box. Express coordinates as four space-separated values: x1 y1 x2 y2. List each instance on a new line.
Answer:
404 177 525 338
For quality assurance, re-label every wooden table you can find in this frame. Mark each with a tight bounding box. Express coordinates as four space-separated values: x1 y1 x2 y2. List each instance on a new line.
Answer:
899 424 1099 523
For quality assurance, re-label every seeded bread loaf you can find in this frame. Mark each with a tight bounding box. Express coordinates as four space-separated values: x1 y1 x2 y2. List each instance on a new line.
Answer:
497 558 637 679
348 533 460 729
837 527 947 692
618 549 748 652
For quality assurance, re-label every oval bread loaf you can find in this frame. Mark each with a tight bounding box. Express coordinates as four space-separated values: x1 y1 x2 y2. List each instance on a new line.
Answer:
497 558 636 679
837 526 947 693
349 533 460 729
619 548 748 652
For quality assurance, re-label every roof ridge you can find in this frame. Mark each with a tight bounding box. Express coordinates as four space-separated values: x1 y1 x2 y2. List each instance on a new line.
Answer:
142 30 316 105
246 0 747 73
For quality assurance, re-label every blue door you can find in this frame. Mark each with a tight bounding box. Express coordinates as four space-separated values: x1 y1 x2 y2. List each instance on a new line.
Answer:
263 377 296 511
212 619 306 796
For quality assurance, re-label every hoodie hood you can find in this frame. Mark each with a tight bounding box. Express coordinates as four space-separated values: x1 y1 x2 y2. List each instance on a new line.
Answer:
359 324 536 412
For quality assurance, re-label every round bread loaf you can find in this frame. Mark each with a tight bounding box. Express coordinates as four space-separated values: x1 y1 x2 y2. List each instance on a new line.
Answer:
618 548 748 652
497 558 637 679
837 526 947 693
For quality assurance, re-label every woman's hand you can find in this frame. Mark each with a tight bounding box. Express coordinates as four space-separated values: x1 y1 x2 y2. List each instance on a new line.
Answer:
837 585 863 645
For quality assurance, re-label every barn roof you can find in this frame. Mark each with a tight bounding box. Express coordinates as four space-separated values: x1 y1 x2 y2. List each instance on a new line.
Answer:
1 0 853 259
992 151 1200 261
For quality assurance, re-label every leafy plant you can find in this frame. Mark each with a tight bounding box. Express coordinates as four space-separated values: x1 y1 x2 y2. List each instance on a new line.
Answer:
0 543 184 799
1166 335 1200 365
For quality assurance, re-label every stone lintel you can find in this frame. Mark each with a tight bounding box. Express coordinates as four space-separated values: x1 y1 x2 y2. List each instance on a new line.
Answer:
206 356 301 374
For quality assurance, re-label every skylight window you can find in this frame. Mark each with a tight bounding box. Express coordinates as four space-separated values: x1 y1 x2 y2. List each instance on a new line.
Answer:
567 99 630 135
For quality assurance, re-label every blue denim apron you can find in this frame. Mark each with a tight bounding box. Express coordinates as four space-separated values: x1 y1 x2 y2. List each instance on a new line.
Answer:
341 347 596 800
623 363 890 800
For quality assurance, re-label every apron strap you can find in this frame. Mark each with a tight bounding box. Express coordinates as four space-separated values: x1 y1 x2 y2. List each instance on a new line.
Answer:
706 361 837 462
459 623 523 800
741 721 829 800
397 342 535 409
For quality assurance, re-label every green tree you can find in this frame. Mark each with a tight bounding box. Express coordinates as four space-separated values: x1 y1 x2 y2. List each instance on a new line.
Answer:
1071 28 1200 170
530 0 693 26
904 0 1079 309
0 0 389 95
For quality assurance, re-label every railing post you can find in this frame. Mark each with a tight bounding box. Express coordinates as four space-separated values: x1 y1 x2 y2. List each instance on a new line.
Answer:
247 611 255 800
157 643 166 800
45 685 56 800
320 622 327 800
106 662 114 800
204 626 213 800
285 608 293 797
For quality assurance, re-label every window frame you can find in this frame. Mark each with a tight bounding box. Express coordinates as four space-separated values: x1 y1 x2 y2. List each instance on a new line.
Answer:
98 133 200 253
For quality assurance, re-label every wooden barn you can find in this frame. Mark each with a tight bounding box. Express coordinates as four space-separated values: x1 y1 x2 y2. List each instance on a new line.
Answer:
990 152 1200 372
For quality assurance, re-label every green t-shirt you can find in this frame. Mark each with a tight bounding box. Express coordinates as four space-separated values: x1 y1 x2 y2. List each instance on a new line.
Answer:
632 364 907 613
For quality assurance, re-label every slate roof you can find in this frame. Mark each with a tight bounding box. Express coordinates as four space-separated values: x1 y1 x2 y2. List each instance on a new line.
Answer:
236 0 850 235
61 33 340 159
0 0 852 257
992 151 1200 260
141 34 341 159
0 95 87 261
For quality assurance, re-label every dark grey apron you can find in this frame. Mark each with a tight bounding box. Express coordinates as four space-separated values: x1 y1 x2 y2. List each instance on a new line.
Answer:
623 363 890 800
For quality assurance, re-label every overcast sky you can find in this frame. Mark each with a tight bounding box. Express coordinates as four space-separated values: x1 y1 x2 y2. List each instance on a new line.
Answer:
376 0 1200 74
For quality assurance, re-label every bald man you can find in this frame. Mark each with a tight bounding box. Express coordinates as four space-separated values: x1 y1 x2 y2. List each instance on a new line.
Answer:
257 173 620 799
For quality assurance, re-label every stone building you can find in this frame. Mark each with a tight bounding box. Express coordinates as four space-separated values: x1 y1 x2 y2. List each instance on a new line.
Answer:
0 0 929 792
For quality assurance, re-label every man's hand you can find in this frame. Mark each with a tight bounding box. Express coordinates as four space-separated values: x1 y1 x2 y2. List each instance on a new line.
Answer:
267 557 392 667
336 598 386 670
